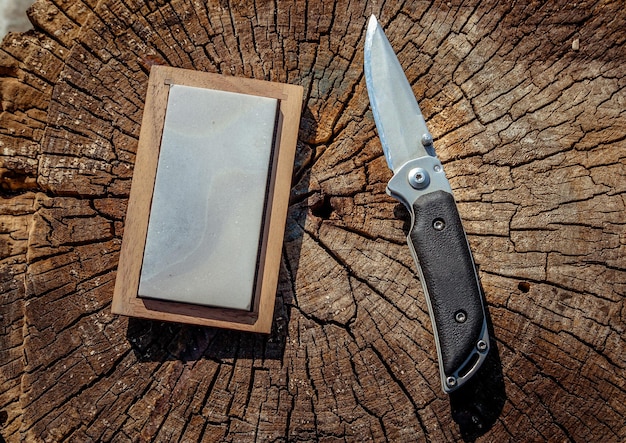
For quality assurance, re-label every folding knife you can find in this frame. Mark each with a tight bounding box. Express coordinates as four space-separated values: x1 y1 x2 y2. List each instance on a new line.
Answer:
364 15 489 393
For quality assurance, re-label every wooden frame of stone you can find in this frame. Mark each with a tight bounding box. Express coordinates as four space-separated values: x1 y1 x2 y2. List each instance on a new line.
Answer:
112 66 303 333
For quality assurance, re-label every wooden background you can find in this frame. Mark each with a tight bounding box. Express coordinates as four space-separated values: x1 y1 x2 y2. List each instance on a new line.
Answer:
0 0 624 441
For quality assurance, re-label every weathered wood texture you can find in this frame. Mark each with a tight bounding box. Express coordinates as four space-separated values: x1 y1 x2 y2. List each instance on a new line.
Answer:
0 0 624 441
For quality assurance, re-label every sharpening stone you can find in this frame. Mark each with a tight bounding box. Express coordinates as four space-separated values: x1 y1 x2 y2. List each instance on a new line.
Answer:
138 84 278 310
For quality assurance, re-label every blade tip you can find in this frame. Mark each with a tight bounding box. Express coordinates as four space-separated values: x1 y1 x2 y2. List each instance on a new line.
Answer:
367 15 379 31
365 15 380 56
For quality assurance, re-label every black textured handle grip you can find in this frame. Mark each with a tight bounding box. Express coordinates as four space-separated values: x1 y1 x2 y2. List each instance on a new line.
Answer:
410 190 484 376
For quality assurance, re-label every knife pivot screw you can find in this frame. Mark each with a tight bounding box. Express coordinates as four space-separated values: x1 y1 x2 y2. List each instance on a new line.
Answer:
477 340 488 352
433 219 445 231
422 133 433 147
446 376 457 388
454 310 467 323
408 167 430 189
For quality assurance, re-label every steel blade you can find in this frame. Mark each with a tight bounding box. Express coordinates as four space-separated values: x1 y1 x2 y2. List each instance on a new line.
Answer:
364 15 432 173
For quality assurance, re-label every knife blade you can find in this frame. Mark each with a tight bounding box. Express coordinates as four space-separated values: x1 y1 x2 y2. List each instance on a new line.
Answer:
364 15 489 393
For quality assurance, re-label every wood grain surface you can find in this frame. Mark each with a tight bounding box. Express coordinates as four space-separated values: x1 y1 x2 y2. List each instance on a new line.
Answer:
0 0 624 441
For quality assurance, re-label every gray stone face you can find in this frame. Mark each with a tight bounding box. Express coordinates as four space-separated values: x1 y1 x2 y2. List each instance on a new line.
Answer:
138 84 278 310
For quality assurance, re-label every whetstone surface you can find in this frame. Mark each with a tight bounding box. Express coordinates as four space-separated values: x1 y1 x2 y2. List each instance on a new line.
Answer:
138 84 278 310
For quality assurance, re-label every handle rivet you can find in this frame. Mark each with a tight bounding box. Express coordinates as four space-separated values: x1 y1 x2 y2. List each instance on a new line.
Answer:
434 164 442 173
422 133 433 147
446 376 457 387
477 340 488 352
455 311 467 323
408 167 430 189
433 219 445 231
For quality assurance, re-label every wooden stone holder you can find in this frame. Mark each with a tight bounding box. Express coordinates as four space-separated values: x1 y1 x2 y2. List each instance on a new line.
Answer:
112 66 303 333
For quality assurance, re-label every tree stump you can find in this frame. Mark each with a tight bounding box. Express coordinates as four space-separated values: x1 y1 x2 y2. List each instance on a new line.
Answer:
1 0 624 441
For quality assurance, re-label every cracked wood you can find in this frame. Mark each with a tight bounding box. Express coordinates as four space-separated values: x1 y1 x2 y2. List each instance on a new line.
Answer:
0 0 625 441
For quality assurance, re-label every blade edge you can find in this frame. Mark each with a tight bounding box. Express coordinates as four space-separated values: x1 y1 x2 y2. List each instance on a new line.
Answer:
364 15 431 172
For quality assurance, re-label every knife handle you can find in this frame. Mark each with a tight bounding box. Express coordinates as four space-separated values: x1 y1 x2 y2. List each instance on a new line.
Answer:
409 190 488 391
